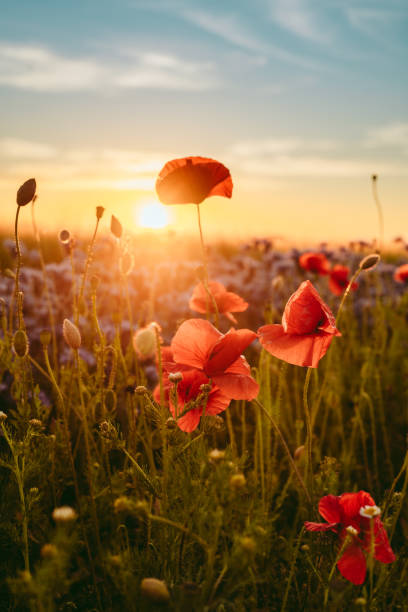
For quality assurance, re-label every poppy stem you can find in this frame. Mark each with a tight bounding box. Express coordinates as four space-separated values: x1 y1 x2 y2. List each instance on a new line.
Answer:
253 398 311 504
196 204 219 327
77 216 101 326
335 268 361 326
324 535 352 607
303 368 314 498
11 205 22 331
371 175 384 252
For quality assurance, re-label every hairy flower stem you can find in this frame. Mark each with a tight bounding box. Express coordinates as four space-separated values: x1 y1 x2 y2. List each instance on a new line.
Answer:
253 398 311 504
372 175 384 252
77 217 101 324
74 349 103 559
11 205 22 332
1 422 29 572
335 268 362 327
303 368 314 498
155 327 169 501
31 202 58 372
196 204 219 327
323 535 352 607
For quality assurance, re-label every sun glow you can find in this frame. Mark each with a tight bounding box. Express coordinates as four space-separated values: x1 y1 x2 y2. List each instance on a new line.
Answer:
135 201 171 229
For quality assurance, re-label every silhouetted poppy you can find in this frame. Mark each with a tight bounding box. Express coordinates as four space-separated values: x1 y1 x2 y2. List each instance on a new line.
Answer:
258 280 341 368
299 252 330 275
155 156 233 205
305 491 395 585
329 265 358 296
189 281 248 324
17 178 36 207
394 263 408 283
171 319 258 400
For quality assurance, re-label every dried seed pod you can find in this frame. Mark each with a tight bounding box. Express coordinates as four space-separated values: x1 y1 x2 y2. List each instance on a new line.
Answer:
12 329 29 358
17 178 36 206
62 319 81 350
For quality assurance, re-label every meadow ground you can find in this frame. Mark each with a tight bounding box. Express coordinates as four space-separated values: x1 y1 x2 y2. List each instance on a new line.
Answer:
0 221 408 611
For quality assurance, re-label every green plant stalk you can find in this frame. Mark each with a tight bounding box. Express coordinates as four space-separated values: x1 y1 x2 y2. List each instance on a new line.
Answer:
281 527 304 612
1 422 30 572
303 367 314 498
77 216 101 325
324 535 352 607
372 176 384 252
196 203 219 327
31 201 58 373
11 205 22 332
149 513 209 553
253 398 311 504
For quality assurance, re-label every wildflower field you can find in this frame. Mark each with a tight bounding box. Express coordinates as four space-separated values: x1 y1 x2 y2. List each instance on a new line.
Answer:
1 163 408 611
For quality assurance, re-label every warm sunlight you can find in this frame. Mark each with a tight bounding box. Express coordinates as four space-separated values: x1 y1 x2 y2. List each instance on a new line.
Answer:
134 201 171 229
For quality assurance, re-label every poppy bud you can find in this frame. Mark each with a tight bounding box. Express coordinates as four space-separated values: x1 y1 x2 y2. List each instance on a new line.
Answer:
29 419 42 428
62 319 81 350
40 329 51 347
169 372 183 383
12 329 29 358
208 448 225 463
135 385 148 395
294 445 305 461
199 383 212 393
58 229 71 244
0 411 7 422
96 206 105 219
230 473 246 491
133 325 156 361
239 536 257 556
111 215 122 238
359 253 380 271
41 543 58 559
17 178 36 206
140 578 170 604
372 174 377 182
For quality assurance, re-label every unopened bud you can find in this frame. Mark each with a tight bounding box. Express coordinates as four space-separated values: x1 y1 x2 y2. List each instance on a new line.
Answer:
52 506 77 523
135 385 148 395
96 206 105 220
104 389 117 413
140 578 170 604
17 178 36 207
294 445 305 461
62 319 81 350
110 215 123 239
41 543 58 559
0 411 7 422
230 473 246 491
133 325 156 361
29 419 42 429
40 329 51 347
239 536 256 555
208 449 225 463
169 372 183 383
58 229 71 244
199 383 212 393
12 329 29 358
359 253 380 271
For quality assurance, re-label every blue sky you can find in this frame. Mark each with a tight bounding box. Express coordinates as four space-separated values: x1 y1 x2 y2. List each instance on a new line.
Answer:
0 0 407 242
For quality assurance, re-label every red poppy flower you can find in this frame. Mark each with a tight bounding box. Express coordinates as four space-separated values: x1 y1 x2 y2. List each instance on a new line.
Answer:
258 280 341 368
394 263 408 283
155 156 233 205
170 319 259 400
299 252 330 275
189 281 248 324
305 491 395 585
329 265 358 296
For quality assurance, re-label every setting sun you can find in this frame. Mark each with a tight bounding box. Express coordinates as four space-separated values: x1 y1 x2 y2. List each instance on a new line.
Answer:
135 201 171 229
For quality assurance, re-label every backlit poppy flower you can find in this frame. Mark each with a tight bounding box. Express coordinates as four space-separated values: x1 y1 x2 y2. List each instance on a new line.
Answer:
154 347 232 432
329 265 358 296
155 156 233 205
299 252 330 275
394 263 408 283
258 280 341 368
189 281 248 324
170 319 259 400
304 491 395 585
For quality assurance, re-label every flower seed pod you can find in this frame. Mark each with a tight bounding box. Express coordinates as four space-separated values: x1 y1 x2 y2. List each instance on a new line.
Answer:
140 578 170 604
359 253 380 272
40 329 51 347
62 319 81 350
111 214 123 239
12 329 29 358
96 206 105 220
17 178 36 206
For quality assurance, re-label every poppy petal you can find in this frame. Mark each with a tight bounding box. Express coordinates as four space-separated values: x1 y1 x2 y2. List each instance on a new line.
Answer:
156 156 233 205
318 495 342 524
340 491 375 521
337 543 367 585
205 388 231 416
217 290 248 314
205 328 257 376
171 319 221 370
189 281 223 314
258 324 335 368
373 520 396 564
304 521 338 532
176 409 202 433
212 355 259 399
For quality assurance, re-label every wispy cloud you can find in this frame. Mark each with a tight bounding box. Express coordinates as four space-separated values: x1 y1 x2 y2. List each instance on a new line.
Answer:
0 42 218 92
270 0 333 44
0 138 57 159
365 122 408 154
181 8 325 71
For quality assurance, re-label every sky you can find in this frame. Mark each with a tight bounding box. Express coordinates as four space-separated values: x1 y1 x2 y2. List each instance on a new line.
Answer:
0 0 407 244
